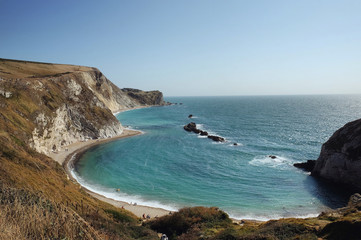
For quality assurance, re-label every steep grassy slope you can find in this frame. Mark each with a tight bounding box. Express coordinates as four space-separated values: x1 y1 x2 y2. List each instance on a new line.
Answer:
0 59 161 239
0 130 157 239
1 58 360 239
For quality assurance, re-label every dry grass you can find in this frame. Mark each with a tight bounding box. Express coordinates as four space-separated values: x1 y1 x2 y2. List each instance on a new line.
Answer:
0 58 92 79
0 186 99 240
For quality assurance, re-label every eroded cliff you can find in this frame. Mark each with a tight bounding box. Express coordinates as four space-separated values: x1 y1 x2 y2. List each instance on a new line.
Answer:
0 58 166 155
312 118 361 191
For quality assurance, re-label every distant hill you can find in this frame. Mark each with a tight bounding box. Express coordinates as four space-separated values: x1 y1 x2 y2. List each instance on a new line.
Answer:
1 58 361 239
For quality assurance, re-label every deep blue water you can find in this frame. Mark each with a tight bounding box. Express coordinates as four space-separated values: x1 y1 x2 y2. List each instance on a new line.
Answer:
73 95 361 220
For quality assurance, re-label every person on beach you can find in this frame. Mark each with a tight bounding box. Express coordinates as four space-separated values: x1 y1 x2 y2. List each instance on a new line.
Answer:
161 234 168 240
142 213 146 219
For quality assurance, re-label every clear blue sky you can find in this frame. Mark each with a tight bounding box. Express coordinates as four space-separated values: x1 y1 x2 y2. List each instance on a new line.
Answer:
1 0 360 96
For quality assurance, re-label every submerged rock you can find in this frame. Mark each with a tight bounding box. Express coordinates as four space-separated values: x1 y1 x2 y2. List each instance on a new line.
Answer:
269 155 277 159
188 114 193 118
293 160 316 172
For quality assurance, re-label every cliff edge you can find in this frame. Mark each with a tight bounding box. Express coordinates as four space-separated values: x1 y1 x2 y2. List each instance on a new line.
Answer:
312 118 361 191
0 58 166 155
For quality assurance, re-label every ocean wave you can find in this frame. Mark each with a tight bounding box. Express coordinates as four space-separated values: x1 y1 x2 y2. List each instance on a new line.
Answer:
70 168 178 212
228 212 319 221
249 155 293 169
197 135 208 138
124 125 145 134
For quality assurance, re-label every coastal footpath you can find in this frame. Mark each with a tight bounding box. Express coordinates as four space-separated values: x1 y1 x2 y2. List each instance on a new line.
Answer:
1 58 361 239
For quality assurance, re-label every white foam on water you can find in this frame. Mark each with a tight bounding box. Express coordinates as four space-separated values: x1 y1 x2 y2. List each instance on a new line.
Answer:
249 155 293 169
69 165 178 212
195 123 204 129
228 212 319 221
124 126 145 134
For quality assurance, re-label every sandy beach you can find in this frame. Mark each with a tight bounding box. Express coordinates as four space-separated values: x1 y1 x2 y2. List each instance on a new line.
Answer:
52 128 173 219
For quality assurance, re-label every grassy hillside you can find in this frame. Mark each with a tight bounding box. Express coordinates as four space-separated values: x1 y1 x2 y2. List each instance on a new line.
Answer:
0 59 158 239
1 58 361 239
0 58 93 79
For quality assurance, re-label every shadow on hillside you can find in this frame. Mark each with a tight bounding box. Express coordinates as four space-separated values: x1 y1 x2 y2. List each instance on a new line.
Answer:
303 175 355 209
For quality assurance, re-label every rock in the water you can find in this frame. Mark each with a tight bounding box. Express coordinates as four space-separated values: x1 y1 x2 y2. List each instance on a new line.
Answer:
200 130 208 136
184 122 224 142
293 160 316 172
188 114 193 118
233 143 238 146
193 128 201 134
208 135 225 142
184 122 197 132
269 155 277 159
312 118 361 191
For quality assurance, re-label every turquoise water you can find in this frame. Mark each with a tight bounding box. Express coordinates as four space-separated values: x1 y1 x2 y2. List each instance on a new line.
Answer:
73 95 361 220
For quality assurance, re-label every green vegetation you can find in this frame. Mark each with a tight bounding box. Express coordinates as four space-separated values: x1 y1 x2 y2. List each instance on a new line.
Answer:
1 59 361 239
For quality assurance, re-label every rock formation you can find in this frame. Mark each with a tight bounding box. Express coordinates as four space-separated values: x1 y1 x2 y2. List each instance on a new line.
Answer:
122 88 167 106
207 135 225 142
184 122 225 142
184 122 197 132
312 118 361 191
0 58 166 155
293 160 316 172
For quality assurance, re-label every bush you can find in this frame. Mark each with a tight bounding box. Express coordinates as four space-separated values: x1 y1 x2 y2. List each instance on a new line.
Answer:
148 207 232 240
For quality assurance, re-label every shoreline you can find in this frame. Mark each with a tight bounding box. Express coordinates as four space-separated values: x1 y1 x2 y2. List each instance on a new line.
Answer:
59 128 173 219
57 127 266 223
51 106 321 223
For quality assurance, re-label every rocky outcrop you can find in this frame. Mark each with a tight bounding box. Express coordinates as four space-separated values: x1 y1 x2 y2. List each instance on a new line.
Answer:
0 58 166 155
184 122 226 142
207 135 225 142
294 160 316 172
312 119 361 191
184 122 197 132
122 88 167 106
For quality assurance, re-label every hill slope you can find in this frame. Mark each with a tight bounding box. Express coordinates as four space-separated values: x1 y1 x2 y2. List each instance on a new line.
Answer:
0 58 166 155
1 58 361 239
0 58 163 239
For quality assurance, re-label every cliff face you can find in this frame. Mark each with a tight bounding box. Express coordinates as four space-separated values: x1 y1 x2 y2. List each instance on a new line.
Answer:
0 58 166 155
312 118 361 191
122 88 166 106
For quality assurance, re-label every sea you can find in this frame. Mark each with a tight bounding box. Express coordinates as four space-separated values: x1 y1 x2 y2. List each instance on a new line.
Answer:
72 95 361 220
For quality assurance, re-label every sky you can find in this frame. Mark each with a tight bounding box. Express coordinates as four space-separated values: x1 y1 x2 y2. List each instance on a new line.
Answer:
1 0 360 96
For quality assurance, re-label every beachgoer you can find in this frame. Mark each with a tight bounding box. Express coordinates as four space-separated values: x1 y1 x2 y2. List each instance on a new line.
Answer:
161 234 168 240
142 213 146 219
146 214 150 219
